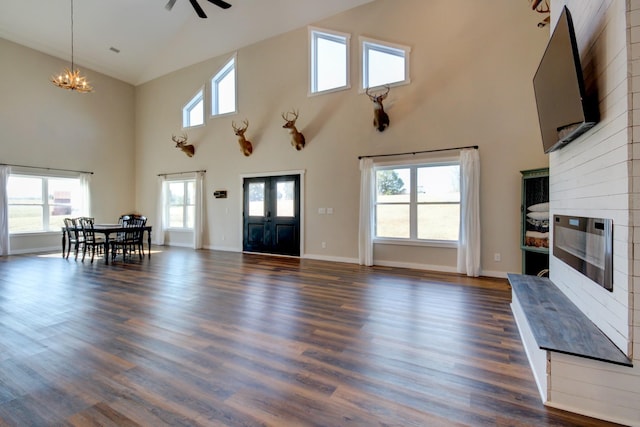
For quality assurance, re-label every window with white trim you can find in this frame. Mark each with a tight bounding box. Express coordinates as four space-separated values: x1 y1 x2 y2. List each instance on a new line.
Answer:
7 174 86 233
361 37 411 89
183 88 205 128
374 161 460 242
309 27 350 94
211 56 236 116
165 179 195 229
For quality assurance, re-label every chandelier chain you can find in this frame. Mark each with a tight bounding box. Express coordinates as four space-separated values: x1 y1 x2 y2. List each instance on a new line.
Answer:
70 0 74 71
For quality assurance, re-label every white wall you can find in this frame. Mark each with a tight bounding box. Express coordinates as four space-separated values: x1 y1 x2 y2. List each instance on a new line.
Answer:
546 1 640 424
0 38 137 254
134 0 548 275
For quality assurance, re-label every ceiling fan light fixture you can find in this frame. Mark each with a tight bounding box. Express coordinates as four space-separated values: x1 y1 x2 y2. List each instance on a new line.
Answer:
51 0 93 93
166 0 231 19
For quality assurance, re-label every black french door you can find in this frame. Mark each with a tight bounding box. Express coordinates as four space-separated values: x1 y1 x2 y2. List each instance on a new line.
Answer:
243 174 300 256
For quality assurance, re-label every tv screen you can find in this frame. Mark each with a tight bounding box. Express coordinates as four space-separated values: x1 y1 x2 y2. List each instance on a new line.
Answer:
533 6 597 153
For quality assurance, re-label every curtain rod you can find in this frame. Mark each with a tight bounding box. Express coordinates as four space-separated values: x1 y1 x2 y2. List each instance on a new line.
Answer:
157 169 206 177
0 163 93 175
358 145 478 160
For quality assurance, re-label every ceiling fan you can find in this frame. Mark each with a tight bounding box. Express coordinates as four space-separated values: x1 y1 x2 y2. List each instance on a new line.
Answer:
165 0 231 19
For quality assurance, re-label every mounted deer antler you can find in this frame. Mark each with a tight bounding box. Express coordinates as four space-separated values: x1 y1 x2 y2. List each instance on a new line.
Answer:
172 133 195 157
282 109 306 151
232 119 253 157
530 0 550 27
366 86 390 132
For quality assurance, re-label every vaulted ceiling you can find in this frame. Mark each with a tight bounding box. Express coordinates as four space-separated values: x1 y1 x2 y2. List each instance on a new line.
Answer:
0 0 374 86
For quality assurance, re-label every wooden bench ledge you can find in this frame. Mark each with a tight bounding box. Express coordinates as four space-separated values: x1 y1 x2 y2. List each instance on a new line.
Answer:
508 273 632 367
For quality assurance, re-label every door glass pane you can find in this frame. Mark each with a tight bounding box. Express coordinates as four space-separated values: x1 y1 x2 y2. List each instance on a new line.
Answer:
248 182 265 217
376 168 410 203
418 204 460 240
276 181 294 217
417 165 460 203
376 204 409 238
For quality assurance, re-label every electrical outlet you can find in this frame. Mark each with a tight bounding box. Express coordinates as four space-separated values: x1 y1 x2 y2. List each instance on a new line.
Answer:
322 241 327 249
494 253 501 262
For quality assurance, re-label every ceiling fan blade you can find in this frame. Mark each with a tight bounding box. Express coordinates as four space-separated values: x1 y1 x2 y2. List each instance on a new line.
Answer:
188 0 207 18
165 0 178 11
207 0 231 9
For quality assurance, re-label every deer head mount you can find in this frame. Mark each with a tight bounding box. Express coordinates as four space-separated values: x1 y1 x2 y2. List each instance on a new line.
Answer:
282 109 306 151
366 86 390 132
232 119 253 157
530 0 550 27
172 133 195 157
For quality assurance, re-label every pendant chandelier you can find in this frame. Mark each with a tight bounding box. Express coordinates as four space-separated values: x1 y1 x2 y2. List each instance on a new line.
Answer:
51 0 93 93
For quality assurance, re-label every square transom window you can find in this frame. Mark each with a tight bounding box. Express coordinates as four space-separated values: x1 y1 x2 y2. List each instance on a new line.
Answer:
310 27 350 95
361 37 411 90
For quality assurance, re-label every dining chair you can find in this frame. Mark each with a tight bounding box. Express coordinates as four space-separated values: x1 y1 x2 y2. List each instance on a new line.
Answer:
63 217 83 259
110 217 143 261
131 216 147 257
79 217 104 263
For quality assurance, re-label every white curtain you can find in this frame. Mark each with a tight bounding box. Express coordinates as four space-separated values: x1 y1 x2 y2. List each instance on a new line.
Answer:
154 176 166 246
0 165 11 256
80 172 92 217
358 158 374 266
193 171 205 250
457 148 481 277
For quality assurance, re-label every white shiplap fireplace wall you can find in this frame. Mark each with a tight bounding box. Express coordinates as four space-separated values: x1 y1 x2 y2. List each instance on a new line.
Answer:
542 0 639 424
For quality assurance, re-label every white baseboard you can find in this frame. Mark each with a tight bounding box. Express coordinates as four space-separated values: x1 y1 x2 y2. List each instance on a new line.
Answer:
10 246 60 255
302 253 359 264
480 269 509 279
204 245 241 252
374 259 458 274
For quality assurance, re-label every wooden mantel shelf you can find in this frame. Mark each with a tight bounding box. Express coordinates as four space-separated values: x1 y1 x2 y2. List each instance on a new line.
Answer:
508 273 632 367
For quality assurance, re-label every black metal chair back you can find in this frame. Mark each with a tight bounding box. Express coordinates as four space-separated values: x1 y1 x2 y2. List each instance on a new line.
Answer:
63 217 82 259
79 217 102 263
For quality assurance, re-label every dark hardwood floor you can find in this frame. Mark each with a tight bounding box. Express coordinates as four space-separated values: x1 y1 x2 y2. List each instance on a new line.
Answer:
0 247 623 426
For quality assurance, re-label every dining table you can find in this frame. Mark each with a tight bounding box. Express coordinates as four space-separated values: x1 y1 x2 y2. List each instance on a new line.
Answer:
62 223 153 265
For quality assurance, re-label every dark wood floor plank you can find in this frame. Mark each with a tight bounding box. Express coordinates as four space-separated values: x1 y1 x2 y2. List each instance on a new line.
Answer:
0 248 623 426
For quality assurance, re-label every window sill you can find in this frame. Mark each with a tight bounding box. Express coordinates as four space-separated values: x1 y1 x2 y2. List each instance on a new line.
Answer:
374 238 458 249
165 228 194 232
210 110 238 119
308 84 351 97
10 230 60 237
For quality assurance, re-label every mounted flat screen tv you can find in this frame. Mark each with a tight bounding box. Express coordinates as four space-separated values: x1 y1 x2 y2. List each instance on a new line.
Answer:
533 6 597 153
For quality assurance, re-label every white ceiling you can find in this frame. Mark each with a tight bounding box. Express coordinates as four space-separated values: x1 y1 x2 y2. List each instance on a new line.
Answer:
0 0 374 86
